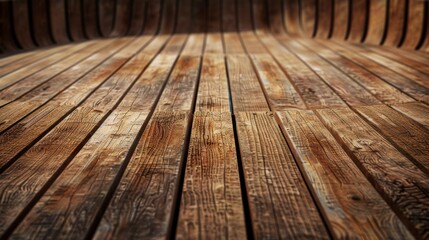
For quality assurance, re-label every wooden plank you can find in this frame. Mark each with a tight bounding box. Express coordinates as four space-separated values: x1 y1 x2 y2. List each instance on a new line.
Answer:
317 39 429 104
258 34 346 109
282 38 381 106
0 42 94 91
365 0 387 45
176 112 246 239
0 39 121 106
0 37 178 236
276 110 412 239
300 0 316 37
250 54 306 110
0 45 70 78
240 31 266 54
92 111 188 239
66 0 85 41
0 36 166 169
128 0 146 35
181 34 205 56
383 0 405 47
226 55 269 112
301 39 414 104
401 0 425 49
31 0 52 46
316 0 332 39
156 56 201 112
0 38 137 132
11 110 149 239
236 112 329 239
12 0 34 49
110 0 132 36
196 55 230 112
205 33 224 55
82 0 100 38
392 102 429 129
347 0 367 42
49 0 69 43
331 0 349 40
317 107 429 239
10 41 189 238
223 33 245 54
356 105 429 175
283 0 301 35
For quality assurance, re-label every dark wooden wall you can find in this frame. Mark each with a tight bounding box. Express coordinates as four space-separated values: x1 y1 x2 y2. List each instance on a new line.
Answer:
0 0 428 53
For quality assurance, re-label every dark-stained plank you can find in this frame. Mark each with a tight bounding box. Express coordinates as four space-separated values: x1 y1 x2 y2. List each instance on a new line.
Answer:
31 0 52 46
176 112 246 239
356 105 429 175
236 112 329 239
317 107 429 239
250 54 306 110
49 0 69 44
277 110 412 239
66 0 85 41
12 0 34 49
226 55 269 112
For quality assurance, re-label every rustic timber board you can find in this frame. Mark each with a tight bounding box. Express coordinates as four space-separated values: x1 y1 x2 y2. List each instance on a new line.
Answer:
0 2 429 238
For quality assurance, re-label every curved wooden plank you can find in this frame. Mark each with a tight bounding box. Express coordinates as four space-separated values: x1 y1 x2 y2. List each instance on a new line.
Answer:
401 0 425 49
283 0 301 35
222 0 237 32
252 0 268 31
83 0 100 38
383 0 405 47
50 0 69 44
176 0 192 33
66 0 85 41
300 0 317 37
347 0 367 42
31 0 52 46
12 0 34 49
0 1 19 51
365 0 387 45
159 0 177 34
128 0 146 35
99 0 115 37
110 0 132 36
266 0 284 34
191 0 207 33
316 0 333 38
237 0 252 31
331 0 349 40
208 0 221 32
143 0 163 34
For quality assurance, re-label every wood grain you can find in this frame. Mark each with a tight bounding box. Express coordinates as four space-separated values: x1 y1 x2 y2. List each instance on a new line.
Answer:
176 112 246 239
356 105 429 175
236 112 329 239
277 110 412 239
317 107 429 239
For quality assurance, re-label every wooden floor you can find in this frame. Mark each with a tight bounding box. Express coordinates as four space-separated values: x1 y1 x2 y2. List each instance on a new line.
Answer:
0 31 429 239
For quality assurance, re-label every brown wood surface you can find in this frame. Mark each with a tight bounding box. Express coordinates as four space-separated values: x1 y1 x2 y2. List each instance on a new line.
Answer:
0 1 429 239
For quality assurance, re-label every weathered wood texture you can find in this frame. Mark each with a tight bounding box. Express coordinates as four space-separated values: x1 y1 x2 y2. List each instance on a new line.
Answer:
0 1 428 239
